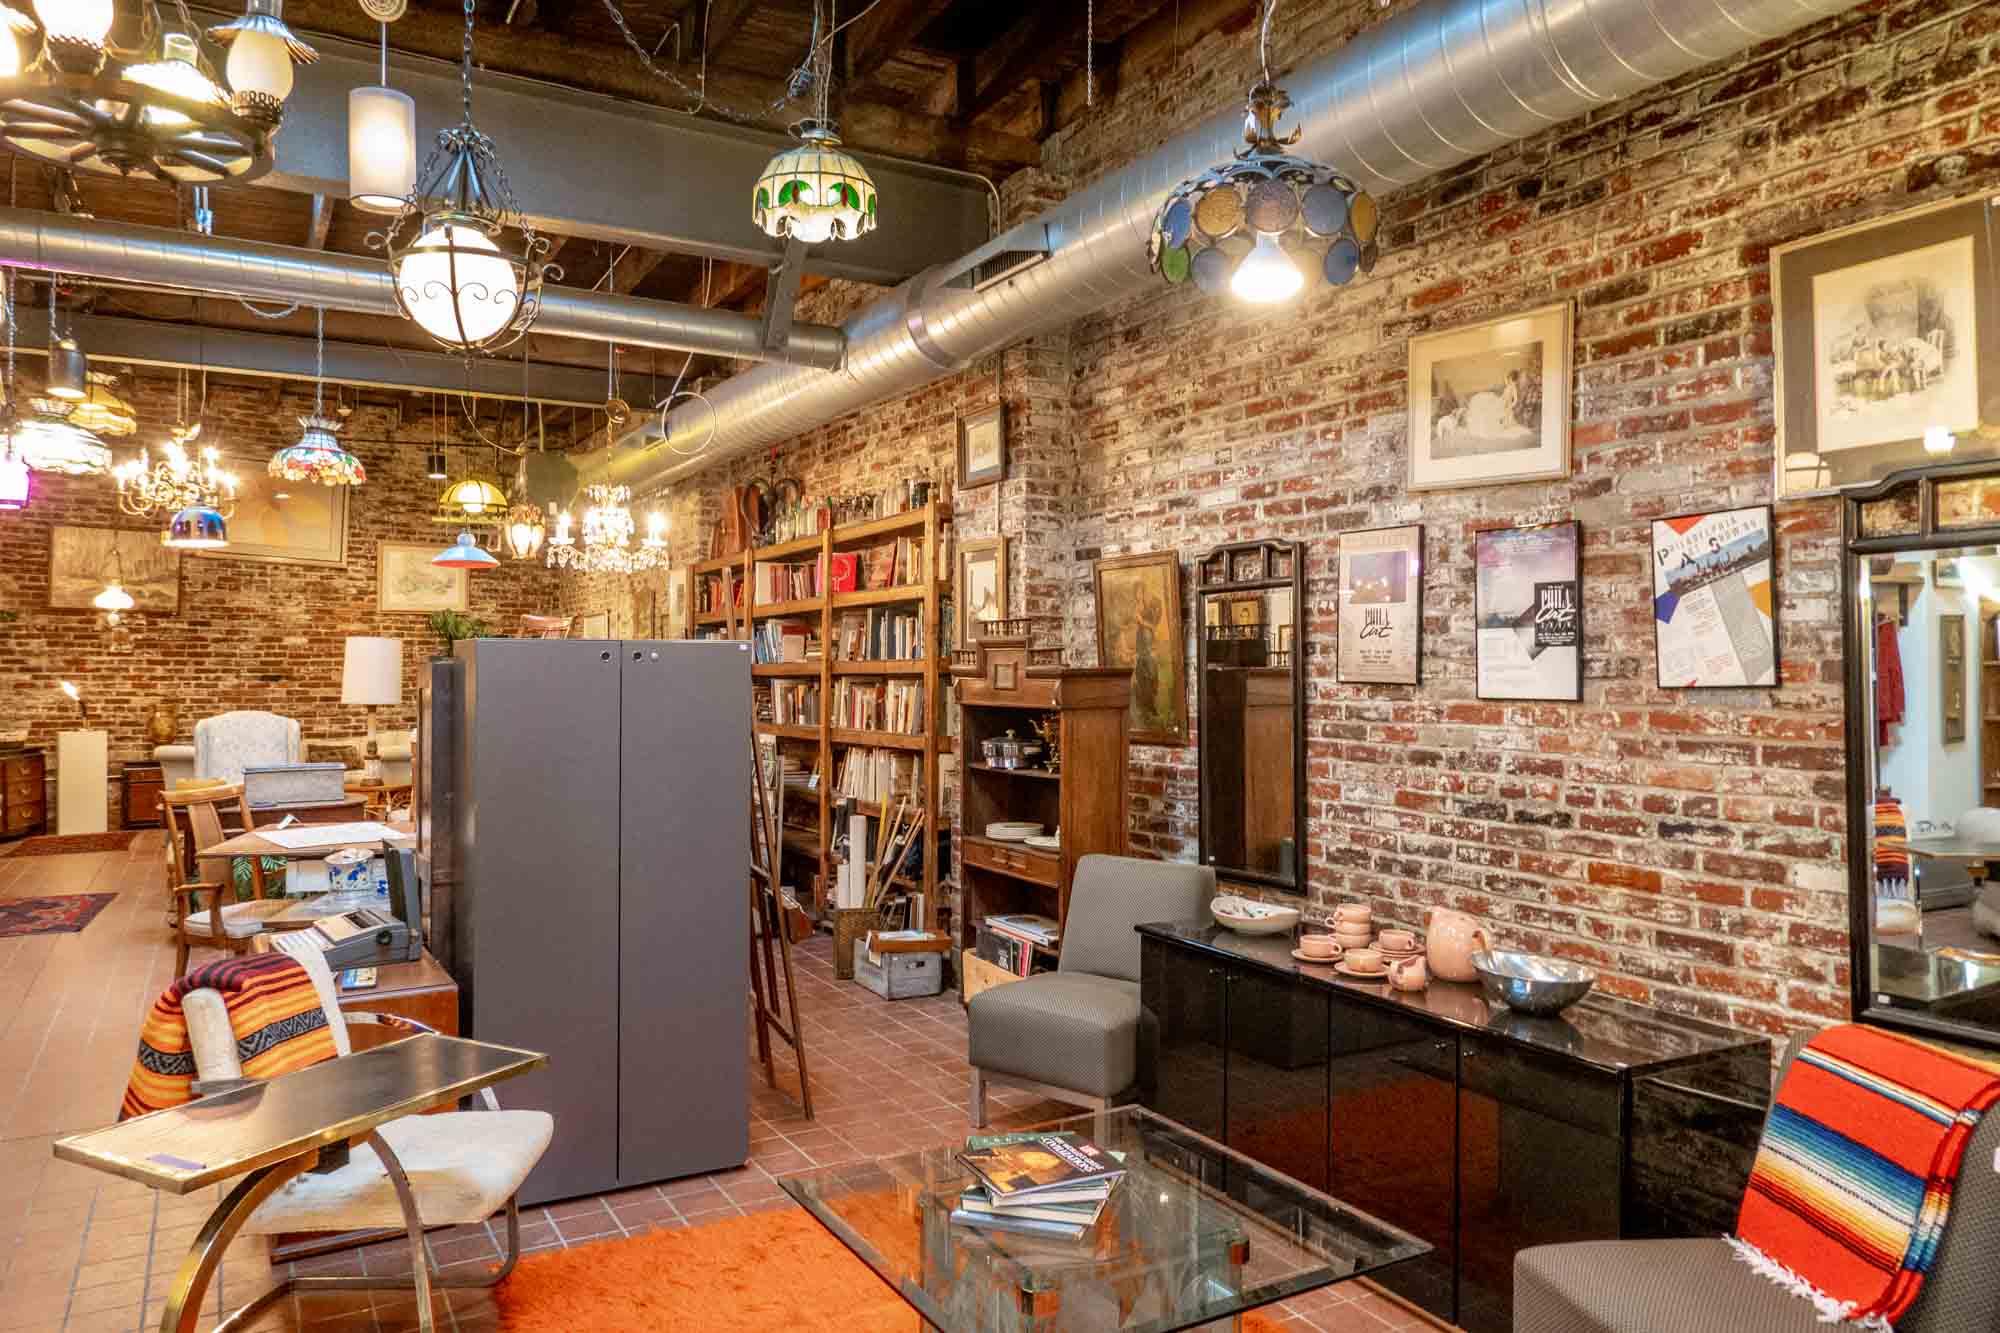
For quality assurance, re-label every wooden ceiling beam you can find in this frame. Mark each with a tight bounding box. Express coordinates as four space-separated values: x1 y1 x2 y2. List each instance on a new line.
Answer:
695 0 760 60
606 246 669 295
844 0 956 92
959 8 1079 124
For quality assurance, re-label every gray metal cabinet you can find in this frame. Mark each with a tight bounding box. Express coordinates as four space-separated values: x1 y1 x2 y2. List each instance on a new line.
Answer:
452 639 750 1204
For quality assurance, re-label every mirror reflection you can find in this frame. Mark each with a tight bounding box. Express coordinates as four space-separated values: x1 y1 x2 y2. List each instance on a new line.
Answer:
1864 546 2000 1031
1201 584 1297 885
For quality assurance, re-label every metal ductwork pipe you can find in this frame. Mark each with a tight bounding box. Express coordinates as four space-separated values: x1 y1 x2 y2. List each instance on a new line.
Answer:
577 0 1855 490
0 208 847 370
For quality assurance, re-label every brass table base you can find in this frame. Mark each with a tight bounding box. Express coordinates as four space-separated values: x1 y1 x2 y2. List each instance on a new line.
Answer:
158 1129 524 1333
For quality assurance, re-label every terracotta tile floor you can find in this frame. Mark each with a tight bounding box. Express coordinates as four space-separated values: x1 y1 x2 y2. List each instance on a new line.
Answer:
0 835 1447 1332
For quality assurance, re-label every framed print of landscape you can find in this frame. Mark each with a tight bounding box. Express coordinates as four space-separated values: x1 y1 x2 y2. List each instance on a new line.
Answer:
49 526 179 613
196 456 348 566
1774 194 2000 498
1408 302 1571 492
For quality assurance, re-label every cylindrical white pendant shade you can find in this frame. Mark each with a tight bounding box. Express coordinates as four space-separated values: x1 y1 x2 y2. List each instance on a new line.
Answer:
340 635 403 706
348 84 415 214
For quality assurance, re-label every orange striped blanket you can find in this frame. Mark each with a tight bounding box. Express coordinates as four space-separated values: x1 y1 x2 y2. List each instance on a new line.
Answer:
121 953 336 1120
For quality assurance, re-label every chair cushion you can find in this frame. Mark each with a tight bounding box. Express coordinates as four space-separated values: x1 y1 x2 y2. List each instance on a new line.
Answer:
968 973 1141 1098
1059 856 1215 983
183 899 290 939
1514 1239 1826 1333
239 1110 554 1236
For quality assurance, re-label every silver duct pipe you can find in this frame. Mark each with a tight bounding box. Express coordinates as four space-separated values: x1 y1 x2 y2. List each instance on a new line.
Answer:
579 0 1854 489
0 208 847 370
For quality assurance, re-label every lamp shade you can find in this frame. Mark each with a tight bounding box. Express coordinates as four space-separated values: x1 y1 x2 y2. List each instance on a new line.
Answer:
340 635 403 706
0 450 27 509
348 84 416 214
434 530 498 570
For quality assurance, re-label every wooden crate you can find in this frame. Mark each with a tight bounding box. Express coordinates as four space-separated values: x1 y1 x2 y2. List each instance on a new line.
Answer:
960 949 1020 1004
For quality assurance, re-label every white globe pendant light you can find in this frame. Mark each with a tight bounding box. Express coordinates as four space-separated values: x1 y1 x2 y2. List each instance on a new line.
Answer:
207 0 319 125
397 224 520 347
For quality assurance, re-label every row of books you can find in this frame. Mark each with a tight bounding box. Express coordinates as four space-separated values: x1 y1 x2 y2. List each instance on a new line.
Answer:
832 680 922 734
829 537 928 593
753 620 822 664
979 914 1061 979
835 747 921 804
753 557 822 603
949 1131 1127 1240
831 607 926 662
771 683 819 726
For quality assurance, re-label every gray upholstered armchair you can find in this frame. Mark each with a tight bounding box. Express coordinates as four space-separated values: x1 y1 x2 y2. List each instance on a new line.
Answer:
1514 1036 2000 1332
967 854 1214 1127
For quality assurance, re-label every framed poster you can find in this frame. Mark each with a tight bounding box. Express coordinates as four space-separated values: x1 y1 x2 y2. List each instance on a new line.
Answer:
1409 302 1571 492
579 610 611 639
957 537 1007 650
1094 551 1187 745
377 542 466 614
1942 612 1967 743
957 405 1006 489
1651 506 1777 689
1773 194 2000 497
1337 523 1422 685
48 525 180 613
1474 522 1581 702
196 456 348 566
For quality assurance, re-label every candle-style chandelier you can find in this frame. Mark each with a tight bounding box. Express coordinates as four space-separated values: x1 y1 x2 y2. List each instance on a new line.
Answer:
546 483 665 576
112 420 238 520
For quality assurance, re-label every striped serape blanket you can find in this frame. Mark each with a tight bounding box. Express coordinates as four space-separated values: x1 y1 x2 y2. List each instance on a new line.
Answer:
1731 1024 2000 1328
121 953 336 1120
1873 800 1909 895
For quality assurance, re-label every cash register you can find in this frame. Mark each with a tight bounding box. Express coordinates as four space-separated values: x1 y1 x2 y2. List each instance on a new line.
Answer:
299 848 424 969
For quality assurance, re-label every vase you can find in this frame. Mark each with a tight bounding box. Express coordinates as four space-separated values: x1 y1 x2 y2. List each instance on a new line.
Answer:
146 701 179 746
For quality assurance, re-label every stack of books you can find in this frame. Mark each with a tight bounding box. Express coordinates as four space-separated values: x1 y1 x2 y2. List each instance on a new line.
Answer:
950 1131 1127 1239
981 914 1061 978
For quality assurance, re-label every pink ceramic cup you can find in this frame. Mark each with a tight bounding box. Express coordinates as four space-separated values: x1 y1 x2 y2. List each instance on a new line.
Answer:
1333 925 1373 944
1379 929 1416 952
1345 948 1384 973
1300 934 1339 959
1333 903 1372 923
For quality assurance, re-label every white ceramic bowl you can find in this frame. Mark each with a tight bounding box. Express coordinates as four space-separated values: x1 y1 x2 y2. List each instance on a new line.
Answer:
1210 895 1301 936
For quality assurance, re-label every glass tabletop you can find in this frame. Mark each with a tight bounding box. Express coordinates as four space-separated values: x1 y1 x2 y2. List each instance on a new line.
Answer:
54 1035 545 1194
781 1105 1428 1333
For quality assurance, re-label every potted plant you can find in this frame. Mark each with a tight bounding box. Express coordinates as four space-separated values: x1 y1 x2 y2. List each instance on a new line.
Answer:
425 609 492 658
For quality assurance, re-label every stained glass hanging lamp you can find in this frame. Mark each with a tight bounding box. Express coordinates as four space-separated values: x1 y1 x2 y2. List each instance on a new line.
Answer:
268 309 366 486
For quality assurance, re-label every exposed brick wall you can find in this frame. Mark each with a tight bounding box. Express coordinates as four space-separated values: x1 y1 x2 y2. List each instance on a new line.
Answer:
0 375 563 823
648 0 2000 1037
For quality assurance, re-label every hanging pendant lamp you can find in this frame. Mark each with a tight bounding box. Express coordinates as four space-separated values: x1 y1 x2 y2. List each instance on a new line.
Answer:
751 7 875 243
268 310 367 485
349 20 415 213
433 529 497 569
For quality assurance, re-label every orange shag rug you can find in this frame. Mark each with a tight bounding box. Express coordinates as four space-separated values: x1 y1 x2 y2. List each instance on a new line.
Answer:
493 1205 1290 1332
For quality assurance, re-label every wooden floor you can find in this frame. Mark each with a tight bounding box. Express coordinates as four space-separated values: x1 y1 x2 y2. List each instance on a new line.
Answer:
0 834 1447 1332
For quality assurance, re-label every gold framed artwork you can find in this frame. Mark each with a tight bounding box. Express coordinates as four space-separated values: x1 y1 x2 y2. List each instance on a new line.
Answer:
48 525 180 613
1942 611 1967 743
1408 301 1572 492
376 542 467 614
957 537 1007 650
1773 194 2000 498
957 405 1006 489
195 456 348 566
1094 550 1187 745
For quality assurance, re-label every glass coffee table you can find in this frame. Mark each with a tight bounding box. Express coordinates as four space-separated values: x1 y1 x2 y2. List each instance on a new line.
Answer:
781 1105 1427 1332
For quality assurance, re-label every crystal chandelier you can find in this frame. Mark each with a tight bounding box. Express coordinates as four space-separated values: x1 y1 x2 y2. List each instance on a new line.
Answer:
546 484 666 576
113 421 239 519
268 310 366 485
1148 0 1378 304
369 0 555 354
752 10 875 244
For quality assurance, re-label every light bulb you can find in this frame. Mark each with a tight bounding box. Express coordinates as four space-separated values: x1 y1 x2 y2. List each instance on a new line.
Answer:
92 580 134 611
395 222 522 348
225 28 294 103
1231 231 1304 304
60 680 80 702
43 0 114 48
0 29 20 77
127 33 226 127
1924 426 1956 455
348 84 416 214
786 213 835 245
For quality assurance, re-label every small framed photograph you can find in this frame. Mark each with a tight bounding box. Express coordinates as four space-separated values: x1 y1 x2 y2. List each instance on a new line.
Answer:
1650 506 1777 689
1337 524 1422 685
957 405 1007 489
377 541 466 614
957 537 1007 650
1409 301 1572 492
1474 521 1581 702
579 610 611 639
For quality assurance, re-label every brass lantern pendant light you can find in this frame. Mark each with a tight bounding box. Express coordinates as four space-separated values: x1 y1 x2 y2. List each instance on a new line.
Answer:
1148 0 1379 304
370 0 557 354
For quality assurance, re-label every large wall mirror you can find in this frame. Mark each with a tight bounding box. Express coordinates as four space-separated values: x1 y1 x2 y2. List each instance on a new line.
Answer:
1846 464 2000 1051
1196 540 1306 894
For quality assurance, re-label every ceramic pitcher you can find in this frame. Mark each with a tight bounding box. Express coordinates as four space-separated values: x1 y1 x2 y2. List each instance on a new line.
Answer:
1426 907 1489 983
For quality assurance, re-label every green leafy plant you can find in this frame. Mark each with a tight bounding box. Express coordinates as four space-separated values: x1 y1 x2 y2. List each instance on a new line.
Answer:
426 609 492 654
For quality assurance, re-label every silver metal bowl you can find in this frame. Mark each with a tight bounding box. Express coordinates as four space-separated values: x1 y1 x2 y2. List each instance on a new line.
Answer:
1471 949 1596 1016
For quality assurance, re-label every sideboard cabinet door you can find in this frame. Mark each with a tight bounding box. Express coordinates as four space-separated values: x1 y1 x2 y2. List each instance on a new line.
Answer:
1223 965 1330 1192
1139 935 1226 1141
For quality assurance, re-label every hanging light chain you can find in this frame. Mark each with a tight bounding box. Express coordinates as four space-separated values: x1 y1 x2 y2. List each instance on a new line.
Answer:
1259 0 1278 85
461 0 477 125
312 306 325 415
1087 0 1094 108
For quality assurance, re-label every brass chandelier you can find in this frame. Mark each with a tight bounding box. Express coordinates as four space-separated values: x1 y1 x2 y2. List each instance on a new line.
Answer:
112 420 238 520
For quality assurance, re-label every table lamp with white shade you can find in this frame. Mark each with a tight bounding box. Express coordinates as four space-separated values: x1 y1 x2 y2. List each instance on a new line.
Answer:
340 636 403 779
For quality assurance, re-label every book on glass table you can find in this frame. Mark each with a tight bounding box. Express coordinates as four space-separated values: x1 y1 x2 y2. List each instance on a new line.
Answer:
957 1131 1126 1203
957 1184 1110 1228
946 1205 1089 1240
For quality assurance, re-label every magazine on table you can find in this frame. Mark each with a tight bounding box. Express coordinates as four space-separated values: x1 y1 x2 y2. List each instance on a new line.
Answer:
957 1131 1126 1202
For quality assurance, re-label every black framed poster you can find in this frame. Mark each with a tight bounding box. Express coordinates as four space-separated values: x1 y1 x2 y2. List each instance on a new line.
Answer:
1474 521 1581 702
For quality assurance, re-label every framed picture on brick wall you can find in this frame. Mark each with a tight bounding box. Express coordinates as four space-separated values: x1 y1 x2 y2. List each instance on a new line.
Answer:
1094 550 1188 745
1650 505 1777 689
1408 301 1572 492
1337 523 1423 685
196 456 347 566
1474 522 1581 702
377 542 466 614
957 404 1006 489
1774 194 2000 498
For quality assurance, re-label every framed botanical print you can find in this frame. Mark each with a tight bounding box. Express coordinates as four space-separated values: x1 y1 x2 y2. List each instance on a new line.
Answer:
1474 522 1581 702
956 537 1007 650
1409 301 1572 492
197 456 348 566
49 525 179 613
377 542 466 614
1337 523 1423 685
1773 194 2000 498
957 404 1006 489
1650 506 1777 689
1094 551 1187 745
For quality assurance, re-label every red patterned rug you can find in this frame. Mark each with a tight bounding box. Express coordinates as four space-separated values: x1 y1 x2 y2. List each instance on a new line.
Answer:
0 894 119 937
9 832 140 856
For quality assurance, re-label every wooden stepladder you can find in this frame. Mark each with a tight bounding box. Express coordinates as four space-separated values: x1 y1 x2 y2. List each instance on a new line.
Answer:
749 736 814 1120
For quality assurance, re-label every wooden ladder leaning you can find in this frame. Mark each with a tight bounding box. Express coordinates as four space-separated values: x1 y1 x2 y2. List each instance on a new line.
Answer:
749 737 814 1120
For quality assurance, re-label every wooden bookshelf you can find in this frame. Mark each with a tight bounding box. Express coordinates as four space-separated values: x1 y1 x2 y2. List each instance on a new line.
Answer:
685 501 954 929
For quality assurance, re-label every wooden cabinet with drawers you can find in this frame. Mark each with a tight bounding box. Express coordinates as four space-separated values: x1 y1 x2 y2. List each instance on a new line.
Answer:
2 748 48 840
121 760 165 828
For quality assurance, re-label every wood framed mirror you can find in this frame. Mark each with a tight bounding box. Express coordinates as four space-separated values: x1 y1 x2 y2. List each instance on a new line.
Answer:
1196 539 1307 894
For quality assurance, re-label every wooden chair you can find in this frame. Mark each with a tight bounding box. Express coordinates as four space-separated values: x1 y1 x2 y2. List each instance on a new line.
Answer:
161 784 285 974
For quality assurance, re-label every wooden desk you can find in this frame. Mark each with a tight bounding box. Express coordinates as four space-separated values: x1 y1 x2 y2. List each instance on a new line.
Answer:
178 795 380 875
202 820 415 861
345 781 413 820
